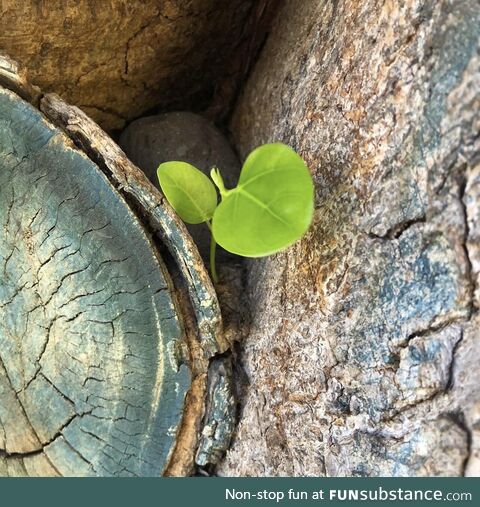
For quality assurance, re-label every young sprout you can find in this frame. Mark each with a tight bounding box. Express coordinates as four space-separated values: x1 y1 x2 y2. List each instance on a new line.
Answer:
157 143 314 283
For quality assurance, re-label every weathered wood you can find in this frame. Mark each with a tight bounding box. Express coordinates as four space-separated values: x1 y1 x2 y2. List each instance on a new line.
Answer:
0 56 230 476
0 55 41 106
0 0 257 130
219 0 480 477
39 93 226 361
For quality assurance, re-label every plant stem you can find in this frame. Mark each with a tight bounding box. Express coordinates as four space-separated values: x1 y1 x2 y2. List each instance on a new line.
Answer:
209 232 218 284
210 167 231 198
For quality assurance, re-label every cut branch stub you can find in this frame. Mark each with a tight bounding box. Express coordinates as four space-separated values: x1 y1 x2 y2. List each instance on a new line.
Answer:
0 55 231 477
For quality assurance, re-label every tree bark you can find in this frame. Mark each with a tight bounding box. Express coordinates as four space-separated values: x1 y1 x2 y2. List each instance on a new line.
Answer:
219 0 480 477
0 0 256 130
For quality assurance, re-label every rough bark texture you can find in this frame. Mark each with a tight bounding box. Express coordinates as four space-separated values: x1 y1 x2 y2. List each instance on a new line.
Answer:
0 0 255 130
219 0 480 476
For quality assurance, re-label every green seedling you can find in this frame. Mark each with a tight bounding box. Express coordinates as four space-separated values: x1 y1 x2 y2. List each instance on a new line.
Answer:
157 143 314 283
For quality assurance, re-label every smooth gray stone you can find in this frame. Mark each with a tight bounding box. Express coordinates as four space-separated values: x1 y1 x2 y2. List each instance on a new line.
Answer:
119 112 241 260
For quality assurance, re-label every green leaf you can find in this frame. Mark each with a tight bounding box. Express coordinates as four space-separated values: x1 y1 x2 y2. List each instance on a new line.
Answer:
157 161 217 224
212 143 314 257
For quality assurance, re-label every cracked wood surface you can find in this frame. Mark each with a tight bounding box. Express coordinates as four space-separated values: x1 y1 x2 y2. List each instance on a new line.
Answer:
38 93 225 362
0 53 232 477
0 85 194 477
219 0 480 476
0 0 256 130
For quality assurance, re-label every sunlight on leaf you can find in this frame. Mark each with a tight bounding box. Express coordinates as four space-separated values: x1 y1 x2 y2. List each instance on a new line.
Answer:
212 143 314 257
157 161 217 224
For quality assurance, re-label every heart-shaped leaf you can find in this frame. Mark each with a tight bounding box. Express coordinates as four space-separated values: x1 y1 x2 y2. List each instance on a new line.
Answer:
212 143 314 257
157 161 217 224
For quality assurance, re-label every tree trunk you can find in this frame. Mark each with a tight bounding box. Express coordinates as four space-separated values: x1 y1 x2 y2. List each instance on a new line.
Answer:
0 0 256 130
0 55 229 476
219 0 480 477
